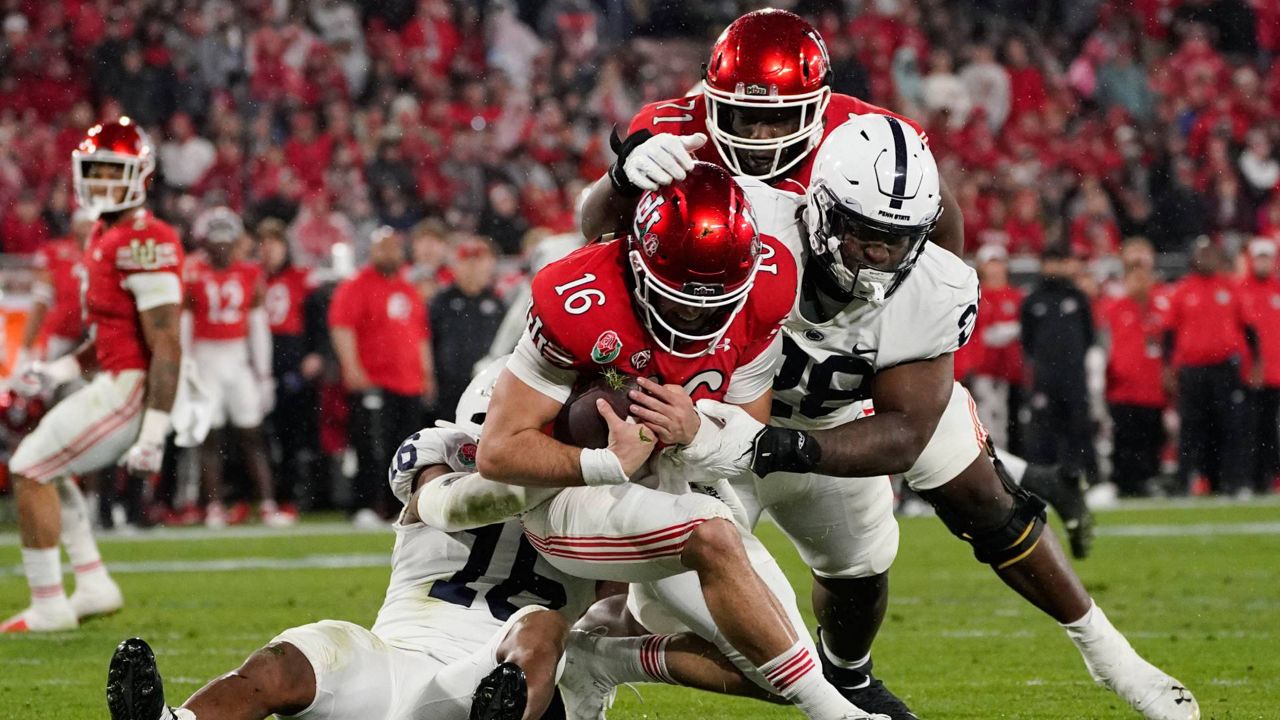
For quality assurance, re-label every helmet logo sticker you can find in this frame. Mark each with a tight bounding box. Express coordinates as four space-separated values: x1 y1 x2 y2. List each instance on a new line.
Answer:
642 233 659 256
591 330 624 364
634 193 666 240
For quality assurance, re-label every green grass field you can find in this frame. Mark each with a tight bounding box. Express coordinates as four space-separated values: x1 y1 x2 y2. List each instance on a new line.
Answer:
1 499 1276 719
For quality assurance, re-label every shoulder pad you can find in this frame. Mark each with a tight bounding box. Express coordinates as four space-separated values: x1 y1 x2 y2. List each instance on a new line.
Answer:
527 241 630 369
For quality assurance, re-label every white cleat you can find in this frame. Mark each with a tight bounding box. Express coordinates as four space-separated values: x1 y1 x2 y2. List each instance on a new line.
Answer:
0 599 78 633
840 713 892 720
559 629 617 720
262 510 297 528
70 575 124 620
205 502 227 529
1100 659 1200 720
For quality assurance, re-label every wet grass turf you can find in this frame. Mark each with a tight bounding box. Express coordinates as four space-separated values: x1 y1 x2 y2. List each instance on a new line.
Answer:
1 500 1276 719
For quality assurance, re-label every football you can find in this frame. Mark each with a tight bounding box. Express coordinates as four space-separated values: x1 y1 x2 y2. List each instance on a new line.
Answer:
553 368 640 449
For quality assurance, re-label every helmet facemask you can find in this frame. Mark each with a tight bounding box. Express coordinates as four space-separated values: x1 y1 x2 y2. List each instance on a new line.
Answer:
72 152 154 215
628 246 758 359
805 181 936 305
704 81 831 180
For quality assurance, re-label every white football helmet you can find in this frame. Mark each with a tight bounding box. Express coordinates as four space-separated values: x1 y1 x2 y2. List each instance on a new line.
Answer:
804 114 941 304
437 354 507 435
192 206 244 244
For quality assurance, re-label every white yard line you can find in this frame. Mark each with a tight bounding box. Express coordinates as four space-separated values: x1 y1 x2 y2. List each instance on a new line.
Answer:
0 553 390 577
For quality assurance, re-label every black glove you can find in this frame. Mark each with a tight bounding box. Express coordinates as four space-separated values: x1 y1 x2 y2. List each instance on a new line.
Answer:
751 426 822 477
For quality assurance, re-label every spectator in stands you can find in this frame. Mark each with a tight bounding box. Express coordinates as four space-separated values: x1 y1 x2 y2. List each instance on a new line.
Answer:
328 227 435 526
1238 238 1280 494
478 183 530 255
1163 238 1257 495
1098 239 1170 497
430 235 504 415
1021 244 1098 481
159 112 216 191
960 42 1011 131
1150 157 1211 253
288 189 355 268
408 219 453 303
0 191 50 255
1095 43 1153 123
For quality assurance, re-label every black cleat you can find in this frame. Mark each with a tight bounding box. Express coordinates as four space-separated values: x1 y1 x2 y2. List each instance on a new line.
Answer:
470 662 528 720
1022 464 1095 559
106 637 168 720
816 631 918 720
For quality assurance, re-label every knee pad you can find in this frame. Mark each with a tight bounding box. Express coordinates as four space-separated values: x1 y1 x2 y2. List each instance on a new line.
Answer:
935 478 1047 570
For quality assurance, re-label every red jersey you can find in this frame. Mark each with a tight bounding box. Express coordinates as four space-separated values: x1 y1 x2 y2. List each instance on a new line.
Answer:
1238 274 1280 388
83 210 185 373
1163 273 1248 368
328 267 429 397
32 237 84 341
1098 292 1170 408
264 266 314 337
628 93 926 195
957 284 1025 384
185 259 263 341
526 236 797 401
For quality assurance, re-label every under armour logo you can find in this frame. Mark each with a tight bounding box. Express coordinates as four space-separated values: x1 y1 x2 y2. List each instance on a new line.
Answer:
1172 686 1191 704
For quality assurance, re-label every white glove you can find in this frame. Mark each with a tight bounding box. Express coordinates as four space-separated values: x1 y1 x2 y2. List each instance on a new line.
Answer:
674 399 765 477
258 376 277 417
12 355 80 398
123 409 171 476
623 132 708 191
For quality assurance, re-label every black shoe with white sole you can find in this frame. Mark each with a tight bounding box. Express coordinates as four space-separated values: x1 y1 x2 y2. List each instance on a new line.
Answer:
816 630 919 720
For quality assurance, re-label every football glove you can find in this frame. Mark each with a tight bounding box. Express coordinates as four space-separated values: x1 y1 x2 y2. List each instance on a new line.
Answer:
123 409 170 476
609 128 708 196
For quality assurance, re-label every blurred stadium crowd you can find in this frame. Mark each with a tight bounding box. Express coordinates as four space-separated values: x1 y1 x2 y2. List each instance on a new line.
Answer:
1 0 1278 526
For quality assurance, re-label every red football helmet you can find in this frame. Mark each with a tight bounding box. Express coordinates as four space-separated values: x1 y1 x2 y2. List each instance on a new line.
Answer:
628 162 761 357
703 9 833 179
0 389 46 454
71 117 155 214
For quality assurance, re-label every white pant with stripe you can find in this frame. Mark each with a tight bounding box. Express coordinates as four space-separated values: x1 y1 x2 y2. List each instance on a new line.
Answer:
520 482 735 584
731 382 988 579
10 371 146 484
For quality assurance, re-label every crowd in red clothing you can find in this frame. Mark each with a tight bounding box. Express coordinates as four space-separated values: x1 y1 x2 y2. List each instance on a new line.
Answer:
0 0 1275 266
2 0 1279 501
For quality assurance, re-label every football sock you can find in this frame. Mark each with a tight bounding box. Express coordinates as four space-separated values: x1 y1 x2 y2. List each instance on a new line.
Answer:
59 481 109 583
759 640 855 720
1062 600 1137 684
21 547 65 606
582 634 677 685
818 632 872 690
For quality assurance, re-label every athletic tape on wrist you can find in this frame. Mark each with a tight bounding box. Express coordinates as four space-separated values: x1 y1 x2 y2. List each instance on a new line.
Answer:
580 447 629 486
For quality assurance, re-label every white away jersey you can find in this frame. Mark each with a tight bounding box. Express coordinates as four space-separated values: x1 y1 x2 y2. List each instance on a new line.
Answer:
371 429 594 655
738 179 979 431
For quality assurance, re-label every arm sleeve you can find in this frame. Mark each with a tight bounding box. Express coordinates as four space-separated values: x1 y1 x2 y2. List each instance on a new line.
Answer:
123 272 183 311
508 329 577 404
724 334 783 405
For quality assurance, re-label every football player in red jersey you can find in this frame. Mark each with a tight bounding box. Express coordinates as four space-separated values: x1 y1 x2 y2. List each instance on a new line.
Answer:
183 207 290 528
477 164 884 720
3 118 184 632
578 8 963 257
14 207 94 369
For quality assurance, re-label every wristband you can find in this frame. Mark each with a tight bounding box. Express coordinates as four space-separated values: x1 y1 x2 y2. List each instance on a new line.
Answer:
136 408 172 446
580 447 629 486
607 127 654 198
752 426 822 477
45 355 82 386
